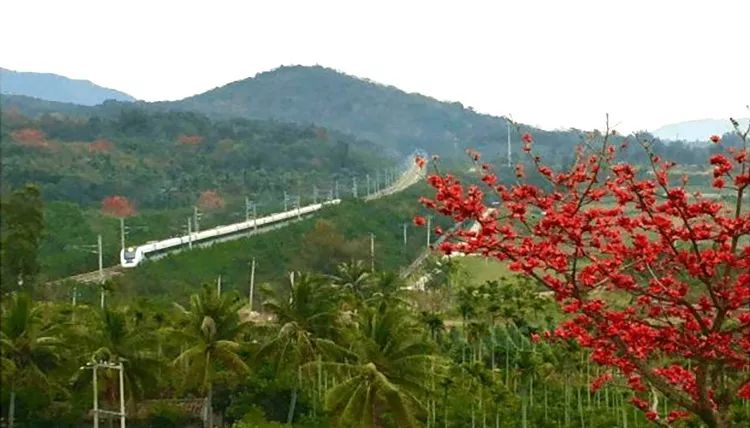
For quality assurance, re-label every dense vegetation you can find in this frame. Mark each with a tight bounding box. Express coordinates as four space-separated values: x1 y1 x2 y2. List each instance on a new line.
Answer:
0 100 392 209
34 183 442 296
15 255 748 427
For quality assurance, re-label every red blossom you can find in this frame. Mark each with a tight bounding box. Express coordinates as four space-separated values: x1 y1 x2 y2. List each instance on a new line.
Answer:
522 133 534 152
738 382 750 399
591 373 613 392
413 215 427 226
667 410 690 423
419 133 750 426
415 155 426 169
710 135 721 143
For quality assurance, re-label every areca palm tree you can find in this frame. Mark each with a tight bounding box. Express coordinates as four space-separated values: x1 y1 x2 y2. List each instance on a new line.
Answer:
258 271 342 423
173 284 250 428
324 301 439 428
0 293 63 428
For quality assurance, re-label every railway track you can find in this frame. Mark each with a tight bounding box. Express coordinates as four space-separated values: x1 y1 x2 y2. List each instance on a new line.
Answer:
50 161 425 286
48 266 123 285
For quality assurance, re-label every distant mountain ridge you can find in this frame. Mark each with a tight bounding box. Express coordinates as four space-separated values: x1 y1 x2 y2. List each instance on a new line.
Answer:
651 118 749 143
4 65 740 166
158 65 522 156
0 67 136 106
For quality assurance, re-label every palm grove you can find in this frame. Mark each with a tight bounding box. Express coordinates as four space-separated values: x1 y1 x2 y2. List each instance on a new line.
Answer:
4 189 749 428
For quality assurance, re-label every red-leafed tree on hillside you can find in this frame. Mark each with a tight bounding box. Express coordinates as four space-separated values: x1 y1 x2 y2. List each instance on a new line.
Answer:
10 128 49 148
177 134 204 145
102 196 136 250
101 196 136 218
88 139 114 153
419 118 750 427
197 190 225 211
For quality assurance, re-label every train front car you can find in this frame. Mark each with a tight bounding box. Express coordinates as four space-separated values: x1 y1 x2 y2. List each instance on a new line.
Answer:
120 246 143 268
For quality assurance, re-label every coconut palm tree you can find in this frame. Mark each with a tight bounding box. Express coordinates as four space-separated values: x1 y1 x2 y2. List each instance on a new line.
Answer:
324 300 438 428
0 293 63 428
88 308 161 398
330 261 372 293
258 271 342 424
173 284 250 428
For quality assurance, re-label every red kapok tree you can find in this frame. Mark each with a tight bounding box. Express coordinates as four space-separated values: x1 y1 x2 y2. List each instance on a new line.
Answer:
101 195 136 218
11 128 49 148
177 134 204 145
197 190 225 211
88 138 114 153
420 120 750 427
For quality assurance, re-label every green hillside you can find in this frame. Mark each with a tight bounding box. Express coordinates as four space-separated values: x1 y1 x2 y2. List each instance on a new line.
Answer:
159 65 740 165
159 65 543 157
1 102 391 209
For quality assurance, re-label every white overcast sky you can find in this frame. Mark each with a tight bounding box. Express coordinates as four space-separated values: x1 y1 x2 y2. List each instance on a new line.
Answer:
1 0 748 132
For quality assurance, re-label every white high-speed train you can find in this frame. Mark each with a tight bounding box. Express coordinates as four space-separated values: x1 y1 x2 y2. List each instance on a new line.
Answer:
120 200 341 268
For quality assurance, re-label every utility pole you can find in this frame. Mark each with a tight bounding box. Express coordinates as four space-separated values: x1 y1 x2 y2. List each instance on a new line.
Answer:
187 217 193 249
249 258 256 310
97 234 106 310
118 361 125 428
120 218 125 252
507 121 512 168
98 234 104 283
376 170 380 193
253 203 258 231
296 196 301 219
334 180 339 199
370 233 375 272
217 276 222 296
85 361 126 428
283 191 288 211
313 186 318 204
93 363 99 428
245 197 250 222
366 174 371 196
352 177 358 198
403 223 408 246
193 206 201 233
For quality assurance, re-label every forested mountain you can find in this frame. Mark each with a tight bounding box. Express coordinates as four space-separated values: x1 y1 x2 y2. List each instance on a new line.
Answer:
158 65 743 164
0 103 389 209
159 65 522 156
0 67 136 105
5 65 739 168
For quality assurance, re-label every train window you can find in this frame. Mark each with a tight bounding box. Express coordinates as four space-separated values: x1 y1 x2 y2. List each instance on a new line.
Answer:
124 248 137 261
